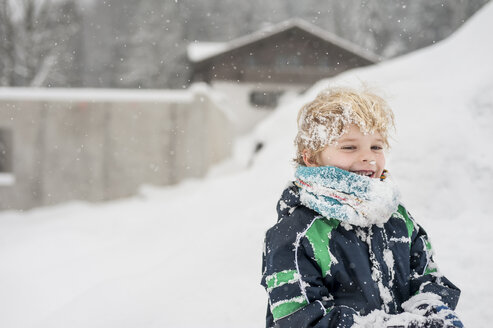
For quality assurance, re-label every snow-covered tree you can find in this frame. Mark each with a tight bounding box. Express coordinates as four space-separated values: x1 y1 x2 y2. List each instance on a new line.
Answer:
114 0 190 89
0 0 81 87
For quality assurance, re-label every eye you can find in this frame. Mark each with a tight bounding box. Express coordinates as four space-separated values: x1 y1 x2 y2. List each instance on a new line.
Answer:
341 145 356 150
371 145 383 151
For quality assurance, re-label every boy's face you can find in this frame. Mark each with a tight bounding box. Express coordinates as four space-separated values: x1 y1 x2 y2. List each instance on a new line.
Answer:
305 124 386 179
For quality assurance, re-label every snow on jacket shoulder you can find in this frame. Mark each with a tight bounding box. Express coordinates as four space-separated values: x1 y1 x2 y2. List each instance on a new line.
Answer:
261 183 460 328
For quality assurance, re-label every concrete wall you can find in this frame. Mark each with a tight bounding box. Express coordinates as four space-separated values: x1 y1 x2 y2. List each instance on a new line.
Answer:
0 87 232 210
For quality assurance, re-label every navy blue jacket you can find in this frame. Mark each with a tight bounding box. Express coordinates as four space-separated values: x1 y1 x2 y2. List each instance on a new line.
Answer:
261 183 460 327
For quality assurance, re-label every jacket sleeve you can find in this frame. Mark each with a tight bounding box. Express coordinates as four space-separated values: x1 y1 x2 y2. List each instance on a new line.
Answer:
261 223 358 328
400 206 461 310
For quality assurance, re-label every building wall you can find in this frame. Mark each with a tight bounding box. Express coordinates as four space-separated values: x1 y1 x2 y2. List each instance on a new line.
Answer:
0 88 232 210
211 81 305 135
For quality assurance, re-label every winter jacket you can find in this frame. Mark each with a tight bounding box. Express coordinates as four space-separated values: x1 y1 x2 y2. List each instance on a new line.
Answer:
261 182 460 328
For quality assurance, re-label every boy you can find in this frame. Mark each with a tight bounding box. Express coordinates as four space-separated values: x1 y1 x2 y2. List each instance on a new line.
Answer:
261 88 462 328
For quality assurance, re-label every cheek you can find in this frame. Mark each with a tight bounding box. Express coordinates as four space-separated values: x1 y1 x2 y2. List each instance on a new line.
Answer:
377 155 386 168
318 151 339 167
317 153 333 166
329 155 354 169
317 148 335 166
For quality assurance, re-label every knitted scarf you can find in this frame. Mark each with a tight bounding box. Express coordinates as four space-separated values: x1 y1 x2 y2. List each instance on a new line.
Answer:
295 166 400 227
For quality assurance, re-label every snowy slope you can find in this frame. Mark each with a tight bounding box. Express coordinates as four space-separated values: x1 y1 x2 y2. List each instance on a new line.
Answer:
1 3 493 328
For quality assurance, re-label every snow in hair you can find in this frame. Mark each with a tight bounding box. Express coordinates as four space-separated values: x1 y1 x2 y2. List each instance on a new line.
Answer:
294 87 395 166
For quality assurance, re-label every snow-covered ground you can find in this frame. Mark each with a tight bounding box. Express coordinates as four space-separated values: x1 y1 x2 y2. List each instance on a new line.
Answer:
1 3 493 328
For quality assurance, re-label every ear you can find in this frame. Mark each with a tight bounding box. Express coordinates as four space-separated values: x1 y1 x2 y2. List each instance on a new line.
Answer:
302 149 318 167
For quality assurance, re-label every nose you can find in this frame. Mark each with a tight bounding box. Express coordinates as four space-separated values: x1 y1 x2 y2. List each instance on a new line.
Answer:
360 149 375 164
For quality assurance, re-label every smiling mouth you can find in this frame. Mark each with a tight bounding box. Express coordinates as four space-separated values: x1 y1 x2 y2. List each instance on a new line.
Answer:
351 170 375 178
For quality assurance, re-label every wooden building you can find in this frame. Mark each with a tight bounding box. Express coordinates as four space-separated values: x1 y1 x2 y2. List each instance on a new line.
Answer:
188 19 380 135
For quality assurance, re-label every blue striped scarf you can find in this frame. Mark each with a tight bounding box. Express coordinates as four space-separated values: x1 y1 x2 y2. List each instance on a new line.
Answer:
295 166 400 227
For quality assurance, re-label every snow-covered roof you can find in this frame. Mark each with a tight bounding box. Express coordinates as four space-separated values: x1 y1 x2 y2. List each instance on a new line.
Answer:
189 18 381 63
187 42 227 63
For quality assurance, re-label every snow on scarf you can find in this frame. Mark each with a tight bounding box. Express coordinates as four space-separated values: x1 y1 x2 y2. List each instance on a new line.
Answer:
295 166 400 227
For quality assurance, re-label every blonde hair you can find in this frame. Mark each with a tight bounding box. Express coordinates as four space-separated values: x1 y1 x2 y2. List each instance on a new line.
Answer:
294 87 395 166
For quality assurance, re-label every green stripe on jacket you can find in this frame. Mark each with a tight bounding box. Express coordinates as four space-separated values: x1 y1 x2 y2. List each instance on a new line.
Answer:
305 217 340 277
265 269 298 291
271 296 308 320
397 205 414 240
